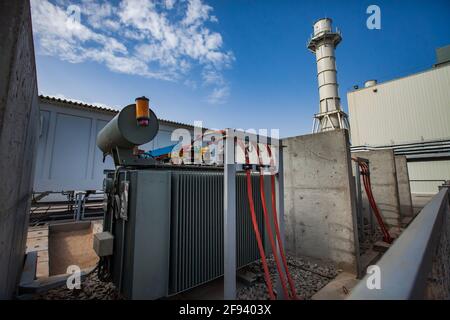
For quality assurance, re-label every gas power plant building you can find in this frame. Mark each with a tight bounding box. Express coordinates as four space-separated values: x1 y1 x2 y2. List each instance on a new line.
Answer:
348 45 450 195
2 0 450 301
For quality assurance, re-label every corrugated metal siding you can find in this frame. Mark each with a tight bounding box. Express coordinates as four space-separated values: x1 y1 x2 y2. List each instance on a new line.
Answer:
169 172 265 294
348 65 450 147
408 160 450 194
35 101 193 195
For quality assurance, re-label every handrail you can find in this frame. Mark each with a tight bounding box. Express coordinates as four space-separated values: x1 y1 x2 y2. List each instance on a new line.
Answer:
348 185 449 299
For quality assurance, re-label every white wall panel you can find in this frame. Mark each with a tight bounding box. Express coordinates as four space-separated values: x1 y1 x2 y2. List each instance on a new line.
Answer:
408 160 450 195
34 101 194 196
348 65 450 146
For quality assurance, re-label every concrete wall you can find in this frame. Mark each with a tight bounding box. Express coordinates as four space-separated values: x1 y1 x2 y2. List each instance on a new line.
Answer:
394 156 414 220
0 0 40 299
352 150 402 228
283 129 359 273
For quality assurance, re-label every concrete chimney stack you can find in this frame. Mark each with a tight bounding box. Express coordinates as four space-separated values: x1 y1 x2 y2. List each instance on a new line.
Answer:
308 18 349 132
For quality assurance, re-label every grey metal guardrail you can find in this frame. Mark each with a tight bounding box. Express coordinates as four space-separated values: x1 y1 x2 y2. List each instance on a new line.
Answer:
348 181 450 299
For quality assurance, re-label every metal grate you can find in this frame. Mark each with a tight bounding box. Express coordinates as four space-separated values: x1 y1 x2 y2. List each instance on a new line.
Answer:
169 171 265 294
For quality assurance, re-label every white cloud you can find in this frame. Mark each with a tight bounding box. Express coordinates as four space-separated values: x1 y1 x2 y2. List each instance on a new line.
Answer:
31 0 234 103
182 0 212 26
164 0 176 10
207 86 230 105
202 67 224 86
79 0 117 31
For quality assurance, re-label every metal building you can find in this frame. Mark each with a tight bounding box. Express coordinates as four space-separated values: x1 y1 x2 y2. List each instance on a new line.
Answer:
348 46 450 194
35 96 194 196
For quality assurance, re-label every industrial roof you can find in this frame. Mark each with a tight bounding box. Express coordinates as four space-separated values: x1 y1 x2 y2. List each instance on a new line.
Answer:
39 95 195 129
349 53 450 94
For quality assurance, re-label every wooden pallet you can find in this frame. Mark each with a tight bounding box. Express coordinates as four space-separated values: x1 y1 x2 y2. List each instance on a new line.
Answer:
26 225 49 278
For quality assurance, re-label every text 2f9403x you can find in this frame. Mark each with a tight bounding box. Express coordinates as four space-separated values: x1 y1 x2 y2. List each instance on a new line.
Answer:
223 304 271 315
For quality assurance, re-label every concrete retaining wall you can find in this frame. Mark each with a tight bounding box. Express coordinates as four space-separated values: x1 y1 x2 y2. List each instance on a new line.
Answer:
0 0 39 299
352 150 402 228
395 156 414 221
283 129 359 273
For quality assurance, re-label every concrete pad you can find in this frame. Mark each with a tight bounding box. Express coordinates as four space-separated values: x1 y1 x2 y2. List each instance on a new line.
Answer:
36 261 49 278
28 229 49 239
25 227 49 279
311 272 358 300
37 251 49 262
283 130 359 274
26 238 48 253
394 156 414 220
352 150 402 228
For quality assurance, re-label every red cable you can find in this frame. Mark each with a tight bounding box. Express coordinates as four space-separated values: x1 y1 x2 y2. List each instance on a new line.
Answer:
265 145 299 299
254 143 291 300
360 162 391 243
353 158 393 243
240 141 276 300
363 164 392 243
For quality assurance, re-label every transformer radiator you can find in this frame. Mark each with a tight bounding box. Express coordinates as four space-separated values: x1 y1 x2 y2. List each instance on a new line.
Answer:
106 168 271 299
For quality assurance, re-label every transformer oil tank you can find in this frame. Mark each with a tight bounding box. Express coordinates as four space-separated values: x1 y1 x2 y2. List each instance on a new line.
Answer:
96 103 159 155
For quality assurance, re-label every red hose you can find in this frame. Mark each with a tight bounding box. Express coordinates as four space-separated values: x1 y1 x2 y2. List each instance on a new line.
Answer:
360 163 392 243
265 145 299 299
254 144 291 300
353 158 393 243
240 141 276 300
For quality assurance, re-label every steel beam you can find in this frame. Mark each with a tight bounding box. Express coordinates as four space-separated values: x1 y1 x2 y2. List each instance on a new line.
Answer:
223 129 236 299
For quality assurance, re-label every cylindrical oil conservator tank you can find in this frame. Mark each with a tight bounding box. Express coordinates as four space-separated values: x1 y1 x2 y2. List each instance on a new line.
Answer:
97 103 159 155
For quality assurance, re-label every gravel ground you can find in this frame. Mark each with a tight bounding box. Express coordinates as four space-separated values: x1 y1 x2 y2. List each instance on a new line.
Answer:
33 255 340 300
359 221 383 255
237 255 340 300
33 271 123 300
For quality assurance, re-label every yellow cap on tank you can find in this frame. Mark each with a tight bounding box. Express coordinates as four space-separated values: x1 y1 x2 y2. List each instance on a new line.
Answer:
135 96 150 127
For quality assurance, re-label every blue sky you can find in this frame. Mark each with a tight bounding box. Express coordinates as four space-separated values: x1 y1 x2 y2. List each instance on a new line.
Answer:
32 0 450 138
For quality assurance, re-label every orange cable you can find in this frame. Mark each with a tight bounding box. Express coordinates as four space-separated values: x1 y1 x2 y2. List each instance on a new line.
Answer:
352 158 393 243
265 145 299 299
254 143 291 300
238 140 276 300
